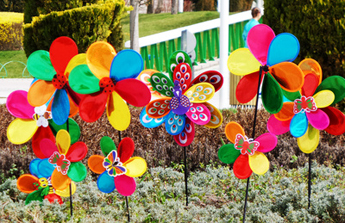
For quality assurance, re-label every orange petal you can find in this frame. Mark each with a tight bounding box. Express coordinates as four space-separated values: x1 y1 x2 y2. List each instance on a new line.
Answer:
28 80 56 106
88 155 106 174
274 102 294 121
17 174 38 193
225 122 245 143
269 62 304 92
298 58 322 85
51 169 71 190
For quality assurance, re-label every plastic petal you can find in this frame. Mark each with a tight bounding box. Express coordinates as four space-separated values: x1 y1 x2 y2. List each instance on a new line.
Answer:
27 50 55 81
186 103 211 125
267 33 300 66
64 53 86 77
315 76 345 105
66 142 88 162
269 62 304 92
225 122 245 143
248 152 269 175
191 70 224 92
282 89 301 102
322 107 345 135
56 129 71 155
27 80 55 106
110 49 143 81
139 107 167 128
146 98 171 119
29 158 42 178
233 155 252 179
290 112 308 138
261 72 283 114
173 118 195 147
227 48 260 75
6 90 35 119
184 82 215 103
137 69 163 98
115 79 151 107
267 114 290 135
7 118 38 144
255 133 277 153
50 36 78 75
69 64 100 94
165 112 185 136
313 90 335 108
107 91 131 131
301 73 319 97
97 171 116 193
88 155 106 174
114 174 136 196
100 136 117 156
297 125 319 153
218 144 240 164
149 72 174 97
298 58 322 84
118 137 135 163
40 138 58 158
49 118 80 144
32 127 55 159
204 102 223 128
123 157 147 177
38 158 55 178
168 50 193 80
274 102 294 121
306 109 330 130
79 92 108 122
55 182 76 197
67 162 87 182
52 169 71 190
25 189 44 205
17 174 38 193
236 71 261 103
51 89 70 125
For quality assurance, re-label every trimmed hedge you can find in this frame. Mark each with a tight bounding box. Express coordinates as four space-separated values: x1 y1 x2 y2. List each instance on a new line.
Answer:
0 22 23 50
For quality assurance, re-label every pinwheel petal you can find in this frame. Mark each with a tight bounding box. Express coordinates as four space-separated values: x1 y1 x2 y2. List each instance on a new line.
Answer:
315 76 345 105
297 125 319 153
191 70 224 92
267 114 290 135
38 158 55 178
247 24 275 65
110 49 143 81
302 73 319 97
29 159 41 178
290 112 308 138
185 82 215 103
269 62 304 92
168 50 193 80
114 174 136 196
27 80 55 106
236 71 261 103
274 102 294 121
52 169 71 190
138 69 163 98
218 144 240 164
27 50 55 81
225 122 245 143
146 98 171 119
79 92 108 122
282 89 301 102
139 107 167 128
87 41 116 79
6 90 35 119
88 155 106 174
267 33 300 66
115 79 151 107
52 89 70 125
186 103 211 125
64 53 86 77
313 90 335 108
248 152 269 175
56 129 71 155
7 119 38 144
227 48 261 75
67 162 87 182
298 58 322 84
40 138 58 158
165 112 185 135
50 36 78 75
204 102 223 128
306 109 330 130
55 182 76 197
49 118 80 144
256 133 277 153
100 136 117 156
69 64 100 94
117 137 135 163
32 127 55 159
173 119 195 147
261 73 283 114
233 155 252 179
66 142 88 162
149 72 174 97
123 157 147 177
107 91 131 131
97 171 116 193
17 174 38 193
322 107 345 135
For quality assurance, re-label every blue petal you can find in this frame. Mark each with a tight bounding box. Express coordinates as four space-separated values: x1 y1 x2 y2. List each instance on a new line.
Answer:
37 158 55 178
267 33 300 66
97 171 116 193
29 158 42 178
290 112 308 138
110 50 143 81
165 112 185 136
52 89 70 125
139 107 167 128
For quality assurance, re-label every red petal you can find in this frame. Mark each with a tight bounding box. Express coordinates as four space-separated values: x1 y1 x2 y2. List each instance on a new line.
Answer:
233 155 252 179
79 92 108 122
66 142 88 162
322 107 345 135
115 79 151 107
32 127 56 158
118 137 135 163
302 73 319 97
173 119 195 147
50 37 78 75
236 71 261 103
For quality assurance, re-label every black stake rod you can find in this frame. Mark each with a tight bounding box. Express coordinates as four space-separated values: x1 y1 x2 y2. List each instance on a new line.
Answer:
66 119 73 218
118 131 130 221
308 153 312 209
184 146 189 206
243 65 264 223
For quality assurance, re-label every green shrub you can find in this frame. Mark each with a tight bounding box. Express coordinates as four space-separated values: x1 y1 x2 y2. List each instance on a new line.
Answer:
0 22 23 50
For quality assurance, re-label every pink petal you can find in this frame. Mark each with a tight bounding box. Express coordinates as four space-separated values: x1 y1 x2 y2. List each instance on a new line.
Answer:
255 133 277 153
115 79 151 107
306 109 330 130
267 114 290 135
6 90 34 119
186 103 211 125
115 174 136 196
40 138 58 158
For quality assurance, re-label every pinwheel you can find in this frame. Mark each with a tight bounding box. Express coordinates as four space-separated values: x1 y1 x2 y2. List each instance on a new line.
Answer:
140 50 223 147
68 42 151 131
26 36 85 125
267 59 345 153
218 122 277 179
88 137 147 196
227 24 304 114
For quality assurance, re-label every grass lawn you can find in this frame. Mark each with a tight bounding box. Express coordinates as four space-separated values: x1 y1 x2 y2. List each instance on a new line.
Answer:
0 51 29 78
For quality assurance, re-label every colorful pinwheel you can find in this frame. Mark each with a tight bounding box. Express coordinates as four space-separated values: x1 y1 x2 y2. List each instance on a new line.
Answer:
68 42 151 131
218 122 277 179
88 137 147 196
267 59 345 153
140 51 223 146
227 24 304 114
26 36 85 125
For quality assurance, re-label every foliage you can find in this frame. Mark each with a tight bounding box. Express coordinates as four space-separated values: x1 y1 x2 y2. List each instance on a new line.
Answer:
0 0 25 12
193 0 217 11
0 22 23 51
229 0 253 12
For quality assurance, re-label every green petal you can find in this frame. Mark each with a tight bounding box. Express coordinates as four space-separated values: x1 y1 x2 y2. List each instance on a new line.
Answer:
49 118 80 144
67 162 87 182
315 76 345 105
282 88 301 101
218 144 240 164
101 136 116 156
262 72 283 114
149 73 174 97
69 64 100 94
27 50 55 81
168 50 192 80
25 189 44 205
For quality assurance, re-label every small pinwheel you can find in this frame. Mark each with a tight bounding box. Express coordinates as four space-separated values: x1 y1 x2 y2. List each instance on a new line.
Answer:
68 42 151 131
26 36 84 125
227 24 304 114
34 130 88 191
88 137 147 196
140 51 223 146
218 122 277 179
267 60 345 153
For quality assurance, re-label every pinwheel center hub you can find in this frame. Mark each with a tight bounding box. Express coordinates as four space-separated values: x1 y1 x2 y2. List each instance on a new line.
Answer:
38 178 49 188
261 65 269 72
234 134 260 156
52 74 67 89
103 150 127 177
48 152 71 175
99 77 116 94
293 95 317 114
170 80 191 114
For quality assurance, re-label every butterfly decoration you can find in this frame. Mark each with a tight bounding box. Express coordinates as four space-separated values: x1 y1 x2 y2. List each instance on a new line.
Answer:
218 122 277 179
26 36 85 125
88 137 147 196
33 105 52 127
140 50 224 147
68 41 151 131
227 24 304 114
267 59 345 153
48 151 71 175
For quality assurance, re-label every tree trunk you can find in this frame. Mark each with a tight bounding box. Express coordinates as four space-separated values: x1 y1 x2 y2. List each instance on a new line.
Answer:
130 0 139 52
147 0 154 14
171 0 177 14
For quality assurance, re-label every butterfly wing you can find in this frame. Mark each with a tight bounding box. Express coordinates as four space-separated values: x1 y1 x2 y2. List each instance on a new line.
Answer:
149 73 174 97
48 152 60 164
247 141 260 156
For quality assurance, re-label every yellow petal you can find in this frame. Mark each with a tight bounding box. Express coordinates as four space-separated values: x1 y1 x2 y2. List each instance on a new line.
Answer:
297 125 319 154
227 48 260 75
56 130 71 155
124 157 147 177
248 151 269 175
7 119 38 144
184 83 214 103
65 53 87 78
204 102 223 129
107 91 131 131
313 90 335 108
55 182 76 197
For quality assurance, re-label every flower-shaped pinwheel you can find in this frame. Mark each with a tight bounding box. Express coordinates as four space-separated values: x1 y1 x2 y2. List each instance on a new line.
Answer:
139 51 224 147
6 90 81 158
218 122 277 179
88 137 147 196
227 24 304 114
26 36 85 125
34 130 88 191
267 60 345 153
68 42 151 131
